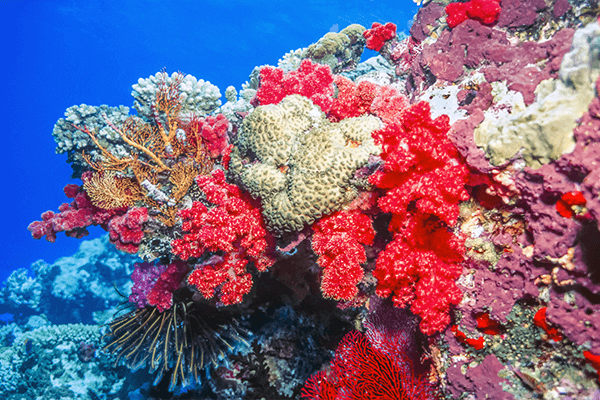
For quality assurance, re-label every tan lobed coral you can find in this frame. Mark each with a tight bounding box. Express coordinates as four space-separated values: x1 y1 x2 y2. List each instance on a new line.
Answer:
304 24 367 74
229 94 381 235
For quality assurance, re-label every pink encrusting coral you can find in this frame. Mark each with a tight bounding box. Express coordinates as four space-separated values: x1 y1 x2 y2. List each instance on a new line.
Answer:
171 169 274 305
311 210 375 301
370 101 470 335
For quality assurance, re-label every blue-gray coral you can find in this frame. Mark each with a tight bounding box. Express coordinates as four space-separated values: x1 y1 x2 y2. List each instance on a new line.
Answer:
0 235 138 324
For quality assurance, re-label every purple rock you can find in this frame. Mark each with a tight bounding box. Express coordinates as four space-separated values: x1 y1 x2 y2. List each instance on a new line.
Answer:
410 2 445 42
497 0 546 28
445 355 515 399
553 0 571 18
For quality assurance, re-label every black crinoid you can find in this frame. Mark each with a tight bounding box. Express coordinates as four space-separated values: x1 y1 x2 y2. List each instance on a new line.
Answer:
102 287 248 392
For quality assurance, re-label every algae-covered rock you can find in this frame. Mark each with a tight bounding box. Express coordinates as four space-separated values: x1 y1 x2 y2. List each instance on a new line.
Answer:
474 22 600 167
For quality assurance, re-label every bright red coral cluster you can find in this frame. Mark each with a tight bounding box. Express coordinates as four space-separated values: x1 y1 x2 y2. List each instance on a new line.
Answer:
255 59 335 113
451 325 485 350
301 330 434 400
583 351 600 382
171 169 274 305
363 22 397 51
329 76 379 121
369 101 470 335
28 183 125 243
445 0 502 28
556 190 588 219
311 210 375 301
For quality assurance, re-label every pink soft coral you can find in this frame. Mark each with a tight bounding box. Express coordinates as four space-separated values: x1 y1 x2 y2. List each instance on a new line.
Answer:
171 169 274 305
369 101 470 335
311 210 375 301
181 113 230 159
146 261 191 312
28 182 125 243
108 206 148 253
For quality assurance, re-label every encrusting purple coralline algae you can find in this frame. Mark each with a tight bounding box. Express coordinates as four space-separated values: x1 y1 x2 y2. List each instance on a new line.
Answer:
10 0 600 397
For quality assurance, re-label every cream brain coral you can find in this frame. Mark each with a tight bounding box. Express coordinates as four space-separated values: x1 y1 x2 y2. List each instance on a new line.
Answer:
229 94 382 235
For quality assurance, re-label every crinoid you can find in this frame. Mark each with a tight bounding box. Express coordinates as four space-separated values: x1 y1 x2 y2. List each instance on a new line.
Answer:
103 294 248 391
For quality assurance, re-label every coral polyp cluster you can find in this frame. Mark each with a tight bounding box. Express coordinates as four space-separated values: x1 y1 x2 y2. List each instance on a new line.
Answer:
19 0 600 397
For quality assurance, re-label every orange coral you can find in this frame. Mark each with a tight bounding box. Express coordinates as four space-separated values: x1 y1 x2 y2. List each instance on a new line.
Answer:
77 72 219 227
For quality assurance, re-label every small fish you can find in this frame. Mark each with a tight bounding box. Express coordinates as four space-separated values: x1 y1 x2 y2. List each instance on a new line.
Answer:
23 339 33 354
506 362 546 394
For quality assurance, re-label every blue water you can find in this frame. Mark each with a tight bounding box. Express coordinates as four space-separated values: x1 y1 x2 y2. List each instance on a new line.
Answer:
2 0 417 282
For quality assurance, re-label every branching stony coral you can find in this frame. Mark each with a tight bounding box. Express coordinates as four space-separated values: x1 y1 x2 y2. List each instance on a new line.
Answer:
52 104 131 177
132 71 222 118
229 94 382 235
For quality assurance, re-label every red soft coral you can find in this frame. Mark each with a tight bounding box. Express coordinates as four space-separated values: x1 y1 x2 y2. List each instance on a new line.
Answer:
181 113 230 159
533 307 563 342
311 210 375 301
171 169 274 305
363 22 397 51
446 0 501 29
329 76 379 121
369 102 470 335
255 59 334 113
556 190 589 219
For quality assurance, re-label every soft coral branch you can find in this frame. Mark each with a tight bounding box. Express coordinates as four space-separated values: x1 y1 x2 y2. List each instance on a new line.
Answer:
171 169 274 305
311 210 375 301
369 101 470 335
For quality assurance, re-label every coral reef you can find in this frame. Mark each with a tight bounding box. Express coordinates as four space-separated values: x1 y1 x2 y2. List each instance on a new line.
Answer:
0 319 146 399
21 0 600 397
